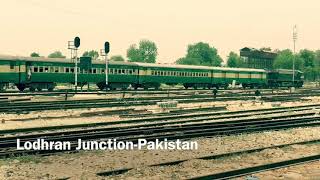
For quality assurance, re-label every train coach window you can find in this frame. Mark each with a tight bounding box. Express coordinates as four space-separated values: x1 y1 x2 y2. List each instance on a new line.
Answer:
101 69 105 73
39 67 44 72
44 67 49 72
50 67 54 72
129 70 133 75
33 67 38 72
92 68 97 74
10 62 15 69
65 68 70 73
70 68 74 73
151 71 154 75
54 67 59 73
121 69 125 74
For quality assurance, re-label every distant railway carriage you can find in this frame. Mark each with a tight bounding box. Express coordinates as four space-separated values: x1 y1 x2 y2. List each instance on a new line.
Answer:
267 69 304 88
135 63 212 89
0 56 27 90
0 55 303 91
211 67 267 89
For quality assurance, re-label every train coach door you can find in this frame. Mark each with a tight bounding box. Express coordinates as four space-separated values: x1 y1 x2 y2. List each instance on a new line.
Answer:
18 61 28 84
26 62 32 81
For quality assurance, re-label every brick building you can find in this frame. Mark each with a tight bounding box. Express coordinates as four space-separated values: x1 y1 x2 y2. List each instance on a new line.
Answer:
240 47 278 70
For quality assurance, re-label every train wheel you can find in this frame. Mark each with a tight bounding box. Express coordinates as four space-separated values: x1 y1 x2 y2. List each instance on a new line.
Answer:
37 88 42 91
16 84 26 92
96 83 105 91
29 87 35 92
48 87 54 91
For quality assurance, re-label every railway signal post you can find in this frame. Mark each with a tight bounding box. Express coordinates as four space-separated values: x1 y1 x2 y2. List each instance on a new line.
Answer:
68 36 81 92
100 41 110 91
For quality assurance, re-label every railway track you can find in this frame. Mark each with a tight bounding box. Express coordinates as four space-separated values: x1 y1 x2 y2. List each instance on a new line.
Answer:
0 95 257 113
188 154 320 180
0 87 318 97
1 110 320 158
1 90 319 113
96 139 320 178
2 103 320 135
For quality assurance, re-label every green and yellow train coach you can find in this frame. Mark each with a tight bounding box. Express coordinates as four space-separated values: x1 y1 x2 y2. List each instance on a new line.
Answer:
135 63 267 89
0 55 301 91
0 55 139 91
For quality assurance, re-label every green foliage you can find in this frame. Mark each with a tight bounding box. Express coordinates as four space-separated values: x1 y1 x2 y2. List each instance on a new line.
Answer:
127 40 158 63
48 51 66 58
273 49 304 70
298 49 318 81
82 50 99 60
175 57 202 65
273 49 320 81
226 51 245 68
176 42 222 66
127 44 142 62
30 52 40 57
110 55 125 61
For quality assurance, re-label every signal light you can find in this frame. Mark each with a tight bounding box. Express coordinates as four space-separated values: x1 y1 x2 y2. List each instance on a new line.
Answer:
104 41 110 54
74 37 80 48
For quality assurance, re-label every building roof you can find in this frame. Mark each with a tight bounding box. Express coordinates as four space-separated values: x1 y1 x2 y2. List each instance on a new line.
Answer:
240 47 278 59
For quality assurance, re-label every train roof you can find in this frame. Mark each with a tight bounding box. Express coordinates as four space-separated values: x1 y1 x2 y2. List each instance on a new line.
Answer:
0 55 69 62
0 55 138 66
135 62 267 72
0 55 267 72
274 69 303 74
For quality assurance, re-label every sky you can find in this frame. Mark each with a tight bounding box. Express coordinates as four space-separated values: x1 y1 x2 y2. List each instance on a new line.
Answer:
1 0 320 64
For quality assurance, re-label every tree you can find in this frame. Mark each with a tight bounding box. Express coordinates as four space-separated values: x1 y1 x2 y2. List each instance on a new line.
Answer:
299 49 316 81
30 52 40 57
226 52 245 68
273 49 304 70
175 57 201 65
110 55 125 61
127 44 142 62
82 50 99 60
299 49 315 67
127 40 158 63
176 42 222 66
48 51 66 58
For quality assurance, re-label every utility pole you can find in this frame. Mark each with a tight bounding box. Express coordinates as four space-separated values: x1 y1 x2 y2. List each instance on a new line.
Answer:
292 25 297 86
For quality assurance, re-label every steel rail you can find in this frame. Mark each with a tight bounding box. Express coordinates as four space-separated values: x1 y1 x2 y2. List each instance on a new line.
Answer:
1 103 320 135
96 139 320 177
1 117 319 158
188 154 320 180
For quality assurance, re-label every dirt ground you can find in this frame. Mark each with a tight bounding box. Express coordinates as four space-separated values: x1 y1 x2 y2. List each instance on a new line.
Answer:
0 126 319 180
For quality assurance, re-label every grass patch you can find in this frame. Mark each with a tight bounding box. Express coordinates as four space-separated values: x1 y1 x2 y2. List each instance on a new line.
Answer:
7 155 43 164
